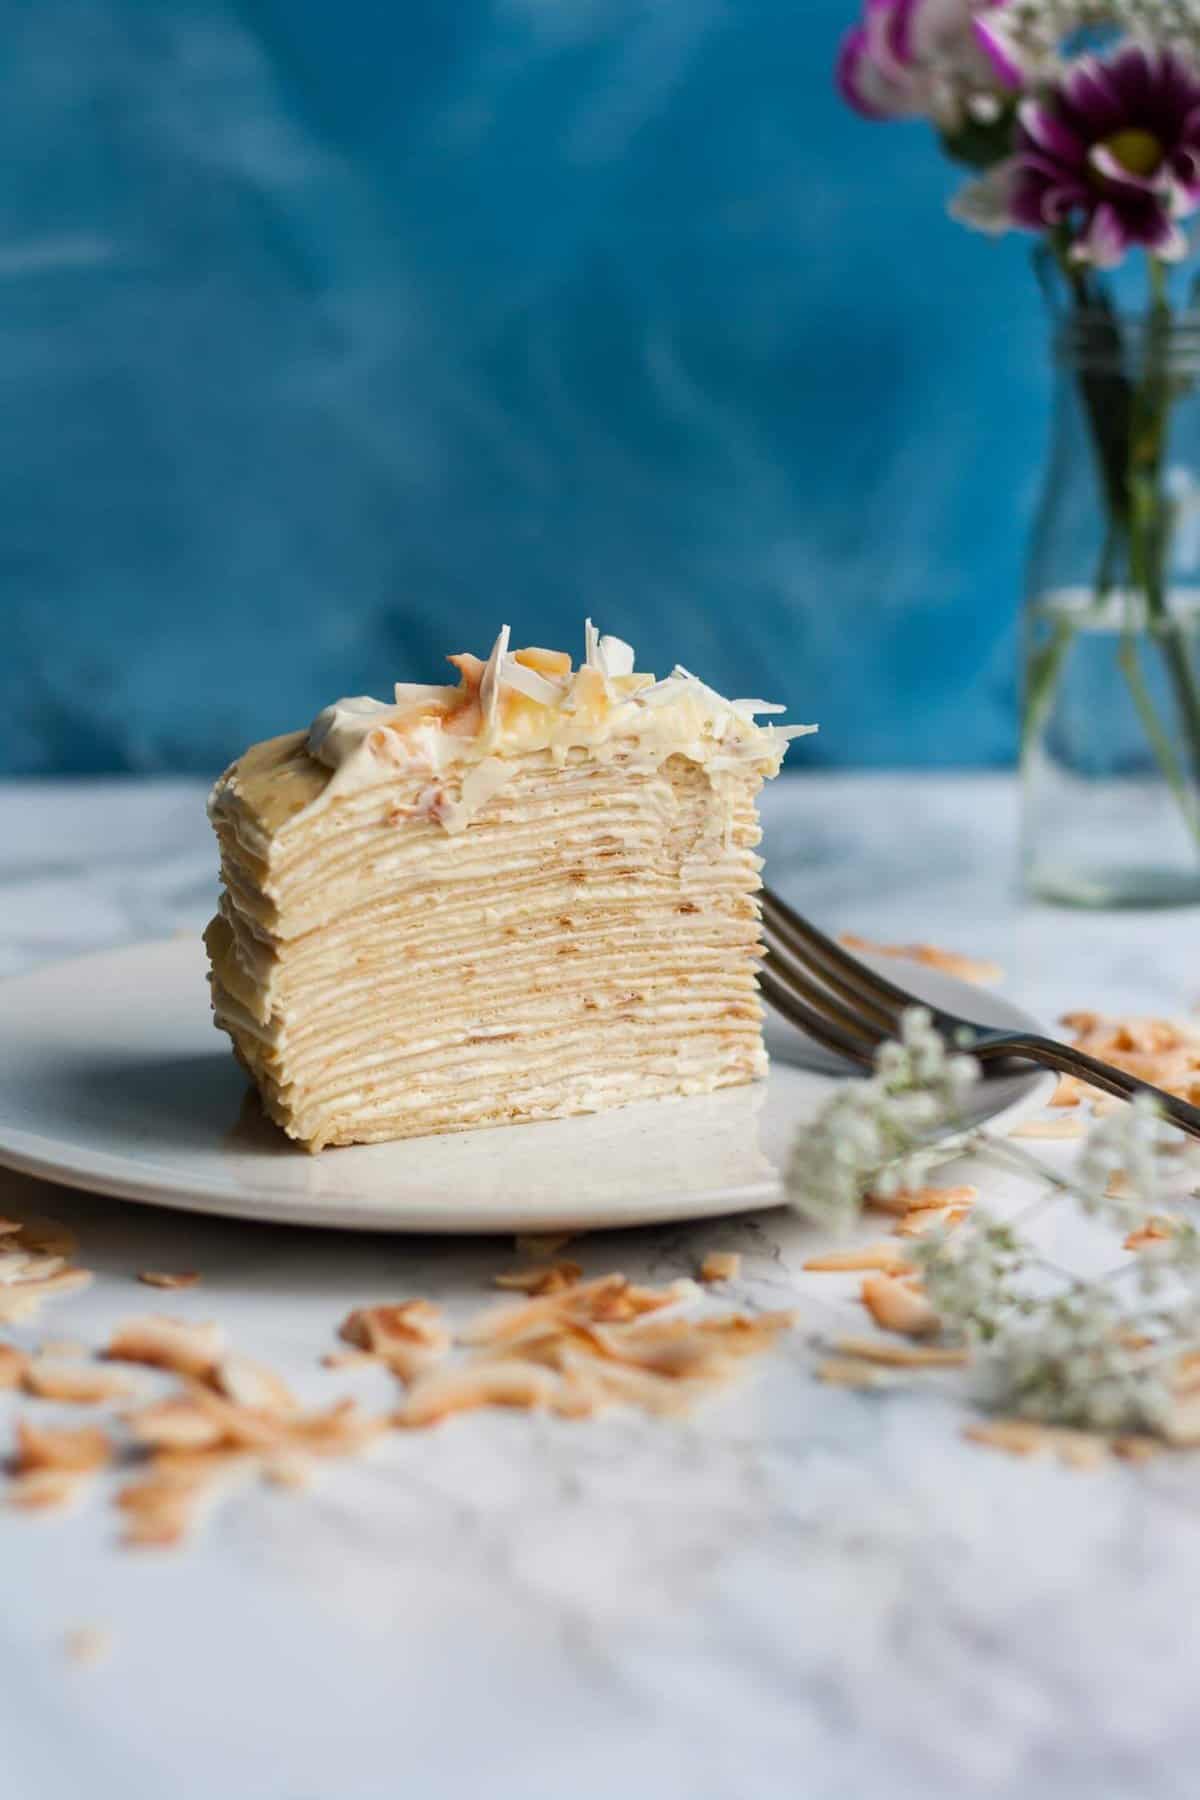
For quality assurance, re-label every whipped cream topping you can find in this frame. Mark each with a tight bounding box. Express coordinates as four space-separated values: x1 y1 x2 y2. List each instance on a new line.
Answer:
306 621 813 813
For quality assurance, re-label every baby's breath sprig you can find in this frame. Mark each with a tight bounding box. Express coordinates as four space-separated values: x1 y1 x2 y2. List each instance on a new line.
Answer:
788 1011 1200 1439
786 1008 979 1236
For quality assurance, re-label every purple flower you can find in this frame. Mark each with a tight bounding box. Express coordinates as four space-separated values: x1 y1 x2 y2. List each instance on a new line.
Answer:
1010 44 1200 266
837 0 1020 130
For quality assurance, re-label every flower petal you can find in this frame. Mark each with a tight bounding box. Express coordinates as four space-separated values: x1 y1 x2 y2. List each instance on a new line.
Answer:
1074 201 1130 270
1017 98 1086 167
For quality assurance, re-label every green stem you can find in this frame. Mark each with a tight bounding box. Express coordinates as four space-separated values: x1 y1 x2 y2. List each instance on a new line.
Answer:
1118 632 1197 833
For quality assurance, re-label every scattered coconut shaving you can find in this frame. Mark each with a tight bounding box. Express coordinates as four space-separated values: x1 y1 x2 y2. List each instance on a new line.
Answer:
803 1242 913 1274
1124 1215 1177 1252
22 1362 134 1405
105 1316 225 1379
866 1184 977 1217
493 1262 582 1295
838 931 1002 986
861 1274 940 1338
13 1419 112 1475
1008 1116 1085 1140
831 1336 969 1368
515 1232 576 1260
964 1418 1108 1469
63 1626 113 1669
137 1271 200 1291
699 1252 741 1283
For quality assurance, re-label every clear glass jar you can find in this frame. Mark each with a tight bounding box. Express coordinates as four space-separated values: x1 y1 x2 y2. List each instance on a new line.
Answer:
1023 311 1200 907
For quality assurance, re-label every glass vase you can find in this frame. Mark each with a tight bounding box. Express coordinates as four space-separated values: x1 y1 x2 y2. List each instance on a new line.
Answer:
1022 309 1200 907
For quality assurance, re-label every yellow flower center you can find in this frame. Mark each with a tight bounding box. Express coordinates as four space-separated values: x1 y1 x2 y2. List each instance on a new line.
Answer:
1102 127 1164 178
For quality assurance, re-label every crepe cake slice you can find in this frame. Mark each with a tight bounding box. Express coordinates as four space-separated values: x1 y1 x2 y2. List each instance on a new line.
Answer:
204 622 813 1150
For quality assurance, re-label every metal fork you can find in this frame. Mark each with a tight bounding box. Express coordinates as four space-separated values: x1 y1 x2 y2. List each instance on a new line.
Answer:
758 885 1200 1143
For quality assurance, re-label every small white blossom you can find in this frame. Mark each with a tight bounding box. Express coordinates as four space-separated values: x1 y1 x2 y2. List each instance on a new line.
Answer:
786 1009 981 1233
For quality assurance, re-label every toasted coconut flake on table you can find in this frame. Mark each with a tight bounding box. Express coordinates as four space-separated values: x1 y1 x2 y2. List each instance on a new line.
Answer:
838 931 1003 986
338 1302 450 1383
13 1419 112 1474
396 1361 562 1427
515 1232 575 1260
893 1205 972 1238
1049 1075 1085 1108
7 1469 93 1512
803 1242 913 1274
22 1362 133 1405
213 1356 298 1416
964 1418 1108 1469
105 1316 225 1378
38 1339 88 1359
261 1454 313 1490
1061 1011 1200 1103
816 1357 894 1389
13 1218 79 1259
1124 1215 1176 1252
126 1396 228 1453
63 1626 113 1668
493 1262 582 1295
1112 1434 1162 1463
1008 1116 1085 1140
866 1184 977 1217
831 1336 969 1368
861 1274 940 1337
137 1271 200 1291
699 1252 741 1283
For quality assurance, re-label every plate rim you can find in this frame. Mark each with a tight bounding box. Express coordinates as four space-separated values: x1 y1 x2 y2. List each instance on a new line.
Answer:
0 936 1058 1233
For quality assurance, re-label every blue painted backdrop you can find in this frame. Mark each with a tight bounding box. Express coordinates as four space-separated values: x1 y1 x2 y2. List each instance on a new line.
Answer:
1 0 1052 775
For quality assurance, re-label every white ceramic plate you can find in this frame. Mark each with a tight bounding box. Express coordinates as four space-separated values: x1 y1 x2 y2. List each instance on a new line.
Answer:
0 937 1054 1233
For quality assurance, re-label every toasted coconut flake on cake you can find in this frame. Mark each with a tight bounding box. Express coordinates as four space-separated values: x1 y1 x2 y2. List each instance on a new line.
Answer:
105 1316 225 1378
0 1344 29 1388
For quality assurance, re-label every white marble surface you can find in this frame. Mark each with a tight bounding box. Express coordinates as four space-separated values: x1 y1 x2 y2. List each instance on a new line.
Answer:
2 773 1199 1800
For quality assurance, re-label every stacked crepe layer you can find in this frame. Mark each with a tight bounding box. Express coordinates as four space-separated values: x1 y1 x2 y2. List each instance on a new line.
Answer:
207 740 774 1150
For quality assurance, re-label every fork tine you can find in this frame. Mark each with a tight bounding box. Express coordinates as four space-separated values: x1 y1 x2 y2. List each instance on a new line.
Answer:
759 949 878 1067
761 936 886 1052
761 889 918 1026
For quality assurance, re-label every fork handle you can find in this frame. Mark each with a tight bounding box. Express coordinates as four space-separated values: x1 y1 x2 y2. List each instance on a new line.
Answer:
980 1033 1200 1143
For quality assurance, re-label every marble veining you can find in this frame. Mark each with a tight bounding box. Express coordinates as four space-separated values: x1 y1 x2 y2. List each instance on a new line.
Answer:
1 773 1198 1800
